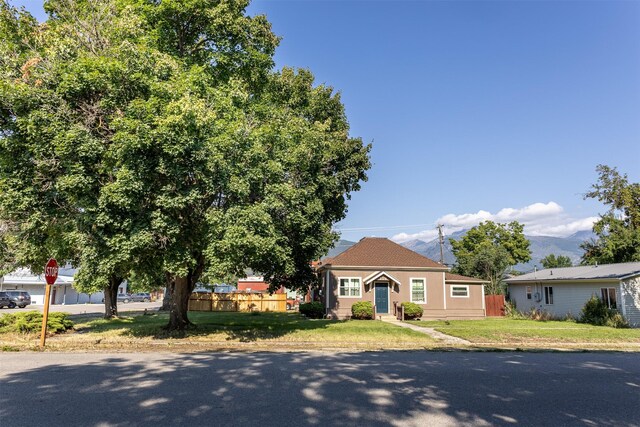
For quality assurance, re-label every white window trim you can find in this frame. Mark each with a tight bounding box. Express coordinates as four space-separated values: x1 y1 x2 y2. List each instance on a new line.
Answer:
526 286 532 300
600 287 617 309
450 285 470 298
338 277 362 298
544 286 554 305
410 277 426 304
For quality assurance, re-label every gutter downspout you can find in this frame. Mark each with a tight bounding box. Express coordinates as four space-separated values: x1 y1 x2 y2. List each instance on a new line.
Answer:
442 272 447 310
325 269 330 318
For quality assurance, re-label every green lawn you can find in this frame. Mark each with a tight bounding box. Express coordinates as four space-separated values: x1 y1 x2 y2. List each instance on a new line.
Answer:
0 311 436 351
407 318 640 344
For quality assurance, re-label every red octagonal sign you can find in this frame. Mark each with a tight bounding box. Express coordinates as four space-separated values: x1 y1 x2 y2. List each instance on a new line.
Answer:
44 258 59 285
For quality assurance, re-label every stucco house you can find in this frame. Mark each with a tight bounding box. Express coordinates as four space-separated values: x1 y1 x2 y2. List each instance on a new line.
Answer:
505 262 640 327
316 237 487 319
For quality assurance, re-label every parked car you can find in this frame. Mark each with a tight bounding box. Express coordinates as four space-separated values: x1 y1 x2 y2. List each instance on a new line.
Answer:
0 292 12 309
130 293 151 302
117 294 132 303
4 291 31 308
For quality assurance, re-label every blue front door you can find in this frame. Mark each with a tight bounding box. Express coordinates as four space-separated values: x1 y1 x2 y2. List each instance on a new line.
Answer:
375 283 389 314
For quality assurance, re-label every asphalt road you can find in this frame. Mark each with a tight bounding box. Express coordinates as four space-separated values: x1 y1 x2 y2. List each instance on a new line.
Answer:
1 351 638 427
0 301 162 315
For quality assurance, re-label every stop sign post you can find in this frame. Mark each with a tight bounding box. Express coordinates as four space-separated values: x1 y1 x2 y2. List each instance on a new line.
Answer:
40 258 59 348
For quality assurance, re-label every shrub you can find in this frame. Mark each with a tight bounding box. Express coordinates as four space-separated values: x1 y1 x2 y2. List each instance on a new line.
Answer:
0 311 74 334
606 312 629 329
351 301 374 319
299 302 325 319
401 302 423 320
525 307 553 321
579 296 629 328
504 300 520 318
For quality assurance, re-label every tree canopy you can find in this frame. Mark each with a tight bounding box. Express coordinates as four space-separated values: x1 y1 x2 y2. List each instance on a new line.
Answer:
540 254 572 269
450 221 531 294
581 165 640 265
0 0 371 327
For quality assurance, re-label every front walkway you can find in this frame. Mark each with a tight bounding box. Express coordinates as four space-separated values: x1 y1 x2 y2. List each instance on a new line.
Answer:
381 318 471 345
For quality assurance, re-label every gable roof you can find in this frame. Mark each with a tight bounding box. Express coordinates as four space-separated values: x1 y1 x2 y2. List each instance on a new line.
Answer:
320 237 445 269
505 262 640 283
363 271 402 285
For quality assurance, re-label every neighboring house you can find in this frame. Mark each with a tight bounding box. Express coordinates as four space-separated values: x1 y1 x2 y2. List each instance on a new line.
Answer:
505 262 640 327
237 276 286 294
1 267 107 305
316 237 487 319
237 275 271 292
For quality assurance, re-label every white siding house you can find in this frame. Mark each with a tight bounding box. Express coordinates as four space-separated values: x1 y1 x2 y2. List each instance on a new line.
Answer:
1 267 108 305
506 262 640 327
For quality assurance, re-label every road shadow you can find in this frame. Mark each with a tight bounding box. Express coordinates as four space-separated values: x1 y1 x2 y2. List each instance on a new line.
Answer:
1 351 638 426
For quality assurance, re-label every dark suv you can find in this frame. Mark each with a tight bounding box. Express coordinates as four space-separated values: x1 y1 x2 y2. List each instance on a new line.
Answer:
4 291 31 308
0 292 12 309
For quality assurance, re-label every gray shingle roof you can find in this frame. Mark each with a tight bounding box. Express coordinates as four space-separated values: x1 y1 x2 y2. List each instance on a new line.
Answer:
505 262 640 282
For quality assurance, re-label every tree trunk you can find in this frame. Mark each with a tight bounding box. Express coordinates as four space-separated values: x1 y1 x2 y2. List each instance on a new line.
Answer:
103 276 121 319
160 275 174 311
165 258 204 331
166 275 194 331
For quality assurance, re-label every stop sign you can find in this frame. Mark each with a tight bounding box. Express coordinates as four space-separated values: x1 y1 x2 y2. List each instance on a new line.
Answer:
44 258 59 285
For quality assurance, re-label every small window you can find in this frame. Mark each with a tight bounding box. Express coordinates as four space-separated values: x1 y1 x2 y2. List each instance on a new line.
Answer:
544 286 553 305
411 278 426 303
339 278 361 298
600 288 617 309
526 286 532 300
451 285 469 298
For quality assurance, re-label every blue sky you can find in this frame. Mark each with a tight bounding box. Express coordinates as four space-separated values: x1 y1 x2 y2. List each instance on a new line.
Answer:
14 0 640 243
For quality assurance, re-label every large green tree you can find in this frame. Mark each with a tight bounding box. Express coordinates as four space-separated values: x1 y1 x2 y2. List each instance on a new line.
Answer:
450 221 531 294
540 254 572 269
0 0 370 328
0 0 167 317
581 165 640 264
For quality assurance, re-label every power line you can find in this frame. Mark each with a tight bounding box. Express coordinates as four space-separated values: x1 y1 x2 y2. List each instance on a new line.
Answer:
333 223 436 232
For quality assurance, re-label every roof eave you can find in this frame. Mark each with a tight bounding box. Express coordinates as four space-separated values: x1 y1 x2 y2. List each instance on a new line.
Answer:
506 277 621 284
318 265 449 272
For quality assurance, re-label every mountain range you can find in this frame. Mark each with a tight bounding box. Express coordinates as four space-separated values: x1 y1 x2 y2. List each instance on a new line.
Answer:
326 230 596 273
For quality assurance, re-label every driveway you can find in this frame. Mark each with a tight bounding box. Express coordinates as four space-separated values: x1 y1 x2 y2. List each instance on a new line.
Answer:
0 351 638 426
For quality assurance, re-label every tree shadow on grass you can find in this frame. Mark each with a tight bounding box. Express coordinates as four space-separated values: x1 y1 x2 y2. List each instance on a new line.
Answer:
69 311 343 341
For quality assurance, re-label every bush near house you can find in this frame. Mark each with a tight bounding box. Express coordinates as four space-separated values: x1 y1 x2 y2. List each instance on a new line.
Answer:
351 301 374 319
299 302 325 319
401 302 423 320
579 296 629 328
0 311 74 334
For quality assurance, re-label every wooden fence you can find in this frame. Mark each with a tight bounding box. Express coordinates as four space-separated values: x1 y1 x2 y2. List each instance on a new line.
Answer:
188 292 287 312
485 294 506 317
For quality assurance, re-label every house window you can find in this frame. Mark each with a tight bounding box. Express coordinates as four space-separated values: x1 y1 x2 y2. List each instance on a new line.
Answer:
544 286 553 305
451 285 469 298
410 278 426 303
339 278 361 298
600 288 617 309
526 286 532 300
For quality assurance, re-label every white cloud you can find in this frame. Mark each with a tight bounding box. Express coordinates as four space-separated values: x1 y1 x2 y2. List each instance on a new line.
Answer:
392 229 440 242
391 201 596 243
525 216 599 237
